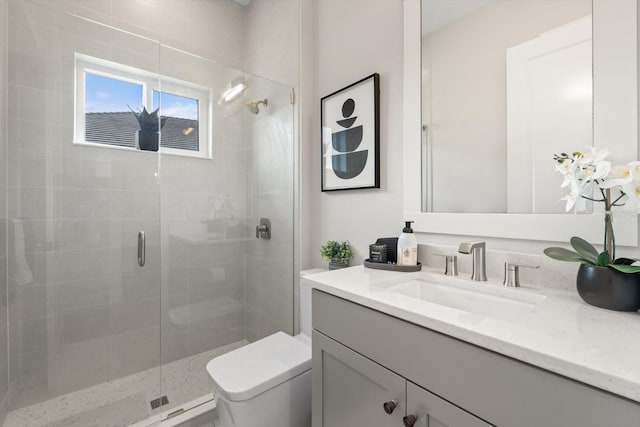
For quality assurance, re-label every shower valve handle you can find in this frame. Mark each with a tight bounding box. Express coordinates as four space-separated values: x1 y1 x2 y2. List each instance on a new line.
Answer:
256 218 271 240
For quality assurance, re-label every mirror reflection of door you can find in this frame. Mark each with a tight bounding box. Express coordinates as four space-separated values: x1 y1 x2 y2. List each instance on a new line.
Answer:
421 0 593 213
507 16 592 214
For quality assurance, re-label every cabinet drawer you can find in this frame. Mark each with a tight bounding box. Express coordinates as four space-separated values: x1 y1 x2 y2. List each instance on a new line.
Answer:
313 289 640 427
406 382 492 427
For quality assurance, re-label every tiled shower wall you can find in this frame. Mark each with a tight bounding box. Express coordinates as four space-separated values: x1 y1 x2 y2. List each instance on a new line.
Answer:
1 0 10 422
244 0 299 342
5 0 250 412
244 79 295 341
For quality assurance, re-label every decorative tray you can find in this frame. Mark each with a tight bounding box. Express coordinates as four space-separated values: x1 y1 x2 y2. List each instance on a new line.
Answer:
363 259 422 272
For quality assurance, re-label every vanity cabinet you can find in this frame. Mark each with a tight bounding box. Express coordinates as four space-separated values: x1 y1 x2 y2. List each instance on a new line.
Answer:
313 330 490 427
312 331 405 426
312 290 640 427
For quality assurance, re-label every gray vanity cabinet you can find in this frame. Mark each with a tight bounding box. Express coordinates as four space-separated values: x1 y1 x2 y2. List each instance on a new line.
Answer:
312 330 405 427
312 330 491 427
312 289 640 427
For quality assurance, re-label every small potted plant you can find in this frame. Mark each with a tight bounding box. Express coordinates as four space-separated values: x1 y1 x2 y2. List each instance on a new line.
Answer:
130 106 167 151
320 240 353 270
544 148 640 311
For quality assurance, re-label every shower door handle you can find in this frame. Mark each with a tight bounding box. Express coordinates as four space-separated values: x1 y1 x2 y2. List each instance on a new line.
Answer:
138 231 146 267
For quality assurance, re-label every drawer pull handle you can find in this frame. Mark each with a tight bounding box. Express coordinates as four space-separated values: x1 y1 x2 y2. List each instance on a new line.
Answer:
403 415 418 427
383 400 397 414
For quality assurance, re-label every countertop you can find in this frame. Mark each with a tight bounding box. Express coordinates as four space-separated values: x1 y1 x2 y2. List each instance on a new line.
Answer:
304 265 640 403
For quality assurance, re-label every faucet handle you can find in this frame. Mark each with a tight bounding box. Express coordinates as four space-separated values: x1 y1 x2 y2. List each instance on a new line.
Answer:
434 254 458 276
503 262 539 287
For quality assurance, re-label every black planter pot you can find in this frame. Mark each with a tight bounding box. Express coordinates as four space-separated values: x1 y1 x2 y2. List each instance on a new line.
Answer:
329 259 349 270
576 264 640 312
136 130 159 151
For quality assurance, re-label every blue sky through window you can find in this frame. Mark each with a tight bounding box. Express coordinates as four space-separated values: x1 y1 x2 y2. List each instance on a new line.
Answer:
153 90 199 120
85 72 143 113
85 72 199 121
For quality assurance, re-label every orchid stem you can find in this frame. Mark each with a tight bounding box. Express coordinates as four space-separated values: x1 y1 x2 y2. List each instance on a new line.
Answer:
604 189 615 262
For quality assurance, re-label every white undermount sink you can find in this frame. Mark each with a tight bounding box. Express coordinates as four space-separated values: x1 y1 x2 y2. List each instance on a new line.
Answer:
384 274 546 321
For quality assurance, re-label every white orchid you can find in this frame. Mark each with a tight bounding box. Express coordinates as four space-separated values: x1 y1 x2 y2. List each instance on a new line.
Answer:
615 161 640 211
600 162 635 189
577 147 609 167
554 149 612 212
554 148 639 214
549 148 640 271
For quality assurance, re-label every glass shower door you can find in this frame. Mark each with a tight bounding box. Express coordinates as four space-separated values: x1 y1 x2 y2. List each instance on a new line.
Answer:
5 2 163 425
157 45 296 417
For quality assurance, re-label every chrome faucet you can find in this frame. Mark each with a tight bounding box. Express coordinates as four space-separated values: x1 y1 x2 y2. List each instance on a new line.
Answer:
458 241 487 281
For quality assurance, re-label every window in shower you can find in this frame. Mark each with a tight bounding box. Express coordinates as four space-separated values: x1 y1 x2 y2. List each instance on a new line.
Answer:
152 90 200 153
74 53 212 158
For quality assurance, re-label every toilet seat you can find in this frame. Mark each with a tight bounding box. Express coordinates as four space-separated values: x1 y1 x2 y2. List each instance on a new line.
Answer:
206 332 311 402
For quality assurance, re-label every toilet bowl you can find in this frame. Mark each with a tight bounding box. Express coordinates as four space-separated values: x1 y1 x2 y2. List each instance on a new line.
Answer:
206 268 327 427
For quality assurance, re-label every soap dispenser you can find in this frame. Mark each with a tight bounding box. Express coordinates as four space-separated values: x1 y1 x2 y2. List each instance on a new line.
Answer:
397 221 417 266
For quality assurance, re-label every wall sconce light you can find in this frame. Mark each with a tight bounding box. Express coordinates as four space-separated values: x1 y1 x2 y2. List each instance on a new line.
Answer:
218 77 247 105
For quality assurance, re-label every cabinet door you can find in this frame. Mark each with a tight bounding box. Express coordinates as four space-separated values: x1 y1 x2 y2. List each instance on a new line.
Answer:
406 382 492 427
312 331 406 427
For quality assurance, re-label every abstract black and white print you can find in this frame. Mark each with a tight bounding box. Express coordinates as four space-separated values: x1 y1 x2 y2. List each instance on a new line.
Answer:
321 74 380 191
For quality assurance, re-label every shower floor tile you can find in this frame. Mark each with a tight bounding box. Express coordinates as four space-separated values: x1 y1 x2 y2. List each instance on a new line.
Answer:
4 340 247 427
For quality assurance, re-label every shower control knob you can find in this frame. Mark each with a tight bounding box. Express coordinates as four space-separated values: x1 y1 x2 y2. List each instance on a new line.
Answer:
403 415 418 427
382 400 397 414
255 218 271 240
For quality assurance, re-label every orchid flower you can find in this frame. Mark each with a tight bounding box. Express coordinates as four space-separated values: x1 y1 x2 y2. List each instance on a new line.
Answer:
549 149 640 273
617 161 640 211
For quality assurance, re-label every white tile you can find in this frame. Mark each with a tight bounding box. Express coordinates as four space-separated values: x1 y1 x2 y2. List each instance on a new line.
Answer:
52 248 113 283
55 277 112 313
56 305 111 346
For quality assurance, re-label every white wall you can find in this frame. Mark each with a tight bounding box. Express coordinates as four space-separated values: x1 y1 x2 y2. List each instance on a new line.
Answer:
305 0 405 268
30 0 247 70
245 0 299 88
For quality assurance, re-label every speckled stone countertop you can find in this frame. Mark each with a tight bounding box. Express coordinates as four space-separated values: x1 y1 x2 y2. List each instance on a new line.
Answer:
304 265 640 403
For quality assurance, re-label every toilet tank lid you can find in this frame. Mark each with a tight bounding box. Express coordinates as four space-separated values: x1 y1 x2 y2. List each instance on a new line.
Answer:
206 332 311 402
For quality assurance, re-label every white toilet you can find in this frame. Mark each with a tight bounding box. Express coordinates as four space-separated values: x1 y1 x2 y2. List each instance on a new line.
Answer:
206 268 326 427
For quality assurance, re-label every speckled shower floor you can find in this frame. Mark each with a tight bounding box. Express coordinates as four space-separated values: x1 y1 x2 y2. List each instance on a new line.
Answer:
4 341 247 427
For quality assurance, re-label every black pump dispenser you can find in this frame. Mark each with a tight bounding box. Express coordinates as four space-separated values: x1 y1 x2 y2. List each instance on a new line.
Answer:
403 221 414 233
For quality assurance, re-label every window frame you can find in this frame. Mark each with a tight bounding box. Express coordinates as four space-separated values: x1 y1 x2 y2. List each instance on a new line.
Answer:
74 53 213 159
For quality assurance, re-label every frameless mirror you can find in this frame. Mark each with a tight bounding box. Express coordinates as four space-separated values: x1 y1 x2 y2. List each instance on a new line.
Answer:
402 0 638 243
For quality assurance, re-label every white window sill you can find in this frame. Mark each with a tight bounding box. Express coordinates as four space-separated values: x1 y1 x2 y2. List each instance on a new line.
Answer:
73 140 212 160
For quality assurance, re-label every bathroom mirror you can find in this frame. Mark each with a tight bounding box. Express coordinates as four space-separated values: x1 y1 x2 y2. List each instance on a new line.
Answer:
402 0 638 244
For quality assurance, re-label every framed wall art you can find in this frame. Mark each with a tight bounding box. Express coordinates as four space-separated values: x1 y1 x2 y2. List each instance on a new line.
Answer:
321 73 380 191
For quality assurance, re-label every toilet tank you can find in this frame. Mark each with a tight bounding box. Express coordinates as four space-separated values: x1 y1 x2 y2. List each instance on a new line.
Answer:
300 269 327 336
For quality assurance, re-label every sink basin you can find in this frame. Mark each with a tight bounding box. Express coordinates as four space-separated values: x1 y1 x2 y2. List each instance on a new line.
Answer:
385 275 546 321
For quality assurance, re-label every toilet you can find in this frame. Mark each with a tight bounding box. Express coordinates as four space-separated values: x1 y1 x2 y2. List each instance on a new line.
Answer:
206 268 327 427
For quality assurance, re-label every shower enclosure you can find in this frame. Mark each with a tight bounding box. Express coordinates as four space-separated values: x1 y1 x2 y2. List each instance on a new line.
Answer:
0 1 296 425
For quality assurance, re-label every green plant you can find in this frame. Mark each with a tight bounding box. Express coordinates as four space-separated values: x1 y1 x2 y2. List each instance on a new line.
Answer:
544 236 640 274
320 240 353 262
129 106 167 132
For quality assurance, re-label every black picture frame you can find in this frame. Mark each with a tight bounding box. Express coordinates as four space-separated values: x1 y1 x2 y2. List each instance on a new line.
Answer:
321 73 380 192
